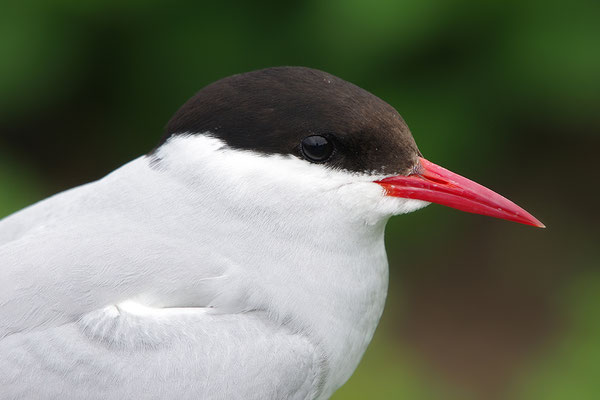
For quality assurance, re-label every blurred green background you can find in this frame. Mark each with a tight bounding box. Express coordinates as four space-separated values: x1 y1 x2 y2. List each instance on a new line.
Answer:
1 0 598 399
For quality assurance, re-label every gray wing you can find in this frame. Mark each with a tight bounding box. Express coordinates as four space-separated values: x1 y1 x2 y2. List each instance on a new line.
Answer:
0 306 322 400
0 214 229 339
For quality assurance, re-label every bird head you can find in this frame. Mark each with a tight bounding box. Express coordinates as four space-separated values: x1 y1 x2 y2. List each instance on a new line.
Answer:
155 66 543 228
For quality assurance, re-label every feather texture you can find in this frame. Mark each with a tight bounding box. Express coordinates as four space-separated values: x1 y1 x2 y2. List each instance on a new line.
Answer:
0 135 427 399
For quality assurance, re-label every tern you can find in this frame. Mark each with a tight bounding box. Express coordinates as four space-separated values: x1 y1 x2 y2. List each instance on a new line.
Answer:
0 67 543 399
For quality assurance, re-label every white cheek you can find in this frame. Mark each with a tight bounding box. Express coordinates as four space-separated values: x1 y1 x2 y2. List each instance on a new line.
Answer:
336 182 385 211
157 134 429 224
336 182 430 223
387 197 430 215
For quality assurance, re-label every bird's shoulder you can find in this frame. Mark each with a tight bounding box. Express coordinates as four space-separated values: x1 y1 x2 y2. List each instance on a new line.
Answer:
0 178 97 247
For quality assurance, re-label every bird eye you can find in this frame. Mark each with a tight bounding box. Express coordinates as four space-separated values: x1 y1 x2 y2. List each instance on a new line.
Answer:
301 135 334 162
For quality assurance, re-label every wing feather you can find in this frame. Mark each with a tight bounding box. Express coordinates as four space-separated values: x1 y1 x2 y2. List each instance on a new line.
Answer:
0 306 321 399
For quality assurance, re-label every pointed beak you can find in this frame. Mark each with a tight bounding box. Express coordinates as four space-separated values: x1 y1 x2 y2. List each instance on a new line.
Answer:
375 157 545 228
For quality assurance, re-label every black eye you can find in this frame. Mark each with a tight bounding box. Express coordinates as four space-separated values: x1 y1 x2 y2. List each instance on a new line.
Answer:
301 135 334 162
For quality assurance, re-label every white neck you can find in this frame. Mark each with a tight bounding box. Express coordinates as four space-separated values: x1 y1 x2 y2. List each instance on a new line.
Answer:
119 135 425 396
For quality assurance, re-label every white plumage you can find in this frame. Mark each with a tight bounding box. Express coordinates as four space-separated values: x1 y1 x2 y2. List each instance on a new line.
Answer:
0 134 427 399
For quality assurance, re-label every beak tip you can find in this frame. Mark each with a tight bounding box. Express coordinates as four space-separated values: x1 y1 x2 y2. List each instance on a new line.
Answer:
523 216 545 228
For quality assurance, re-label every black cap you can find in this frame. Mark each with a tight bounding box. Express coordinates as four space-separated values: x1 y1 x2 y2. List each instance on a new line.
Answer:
161 66 420 175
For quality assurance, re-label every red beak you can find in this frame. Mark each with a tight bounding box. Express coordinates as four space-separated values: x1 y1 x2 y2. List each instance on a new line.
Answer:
375 157 544 228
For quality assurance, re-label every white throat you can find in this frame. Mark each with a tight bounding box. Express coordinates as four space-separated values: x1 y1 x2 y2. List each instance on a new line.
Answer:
124 134 428 396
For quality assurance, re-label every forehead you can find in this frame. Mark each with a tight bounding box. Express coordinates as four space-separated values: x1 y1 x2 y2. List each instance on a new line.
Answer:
163 67 420 175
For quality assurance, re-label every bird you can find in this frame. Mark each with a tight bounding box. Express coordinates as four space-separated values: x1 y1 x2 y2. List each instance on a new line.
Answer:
0 66 543 400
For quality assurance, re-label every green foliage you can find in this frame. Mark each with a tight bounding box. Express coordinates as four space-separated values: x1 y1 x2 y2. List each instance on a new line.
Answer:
1 1 598 398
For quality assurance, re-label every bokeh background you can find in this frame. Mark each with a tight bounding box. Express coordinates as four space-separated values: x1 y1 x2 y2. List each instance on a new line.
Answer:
1 1 598 399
